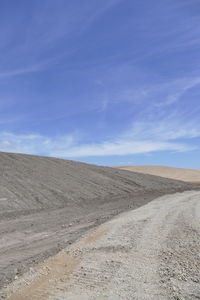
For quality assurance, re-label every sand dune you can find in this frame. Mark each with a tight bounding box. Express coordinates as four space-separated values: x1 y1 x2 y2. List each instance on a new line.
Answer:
116 165 200 184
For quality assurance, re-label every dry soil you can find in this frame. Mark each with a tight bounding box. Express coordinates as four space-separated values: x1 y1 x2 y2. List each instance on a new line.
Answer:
0 152 199 293
116 165 200 184
2 190 200 299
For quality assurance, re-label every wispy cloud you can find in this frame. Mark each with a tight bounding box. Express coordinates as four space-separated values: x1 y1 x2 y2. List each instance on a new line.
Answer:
155 77 200 106
0 53 63 79
0 113 199 158
0 132 75 156
52 140 191 158
52 117 199 157
93 67 200 115
81 0 122 30
0 0 122 78
0 64 45 78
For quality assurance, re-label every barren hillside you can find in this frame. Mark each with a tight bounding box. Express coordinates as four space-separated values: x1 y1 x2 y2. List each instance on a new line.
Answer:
1 153 197 216
0 152 198 290
116 165 200 184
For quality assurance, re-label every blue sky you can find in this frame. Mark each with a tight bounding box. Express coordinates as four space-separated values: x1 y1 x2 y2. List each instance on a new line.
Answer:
0 0 200 168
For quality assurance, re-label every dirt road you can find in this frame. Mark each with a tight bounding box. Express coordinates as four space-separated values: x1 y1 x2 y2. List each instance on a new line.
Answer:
2 190 200 299
1 152 197 290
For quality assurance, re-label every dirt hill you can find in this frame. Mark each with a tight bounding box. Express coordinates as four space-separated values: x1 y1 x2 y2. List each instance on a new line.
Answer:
0 152 198 290
1 153 197 216
116 165 200 184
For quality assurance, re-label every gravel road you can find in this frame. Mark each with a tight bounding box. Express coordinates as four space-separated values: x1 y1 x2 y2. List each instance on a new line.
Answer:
2 190 200 300
1 152 196 290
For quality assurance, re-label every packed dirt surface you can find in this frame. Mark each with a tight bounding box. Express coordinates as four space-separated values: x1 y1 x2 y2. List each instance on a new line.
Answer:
2 190 200 300
0 152 199 291
116 165 200 184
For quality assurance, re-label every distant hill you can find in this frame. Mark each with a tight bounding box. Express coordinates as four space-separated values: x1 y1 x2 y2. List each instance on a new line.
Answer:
116 165 200 184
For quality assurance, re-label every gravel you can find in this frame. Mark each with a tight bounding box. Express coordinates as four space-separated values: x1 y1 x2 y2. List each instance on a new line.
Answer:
0 152 198 293
2 190 200 299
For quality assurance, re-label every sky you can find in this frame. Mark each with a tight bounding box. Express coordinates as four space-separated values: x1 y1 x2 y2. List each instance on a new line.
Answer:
0 0 200 168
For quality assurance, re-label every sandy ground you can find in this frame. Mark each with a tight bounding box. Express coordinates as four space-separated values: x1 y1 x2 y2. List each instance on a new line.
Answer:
2 190 200 300
1 152 197 290
116 165 200 184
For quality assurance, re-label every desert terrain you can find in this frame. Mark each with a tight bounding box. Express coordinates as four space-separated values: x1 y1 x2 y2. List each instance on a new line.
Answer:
3 190 200 300
0 152 199 299
116 165 200 184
